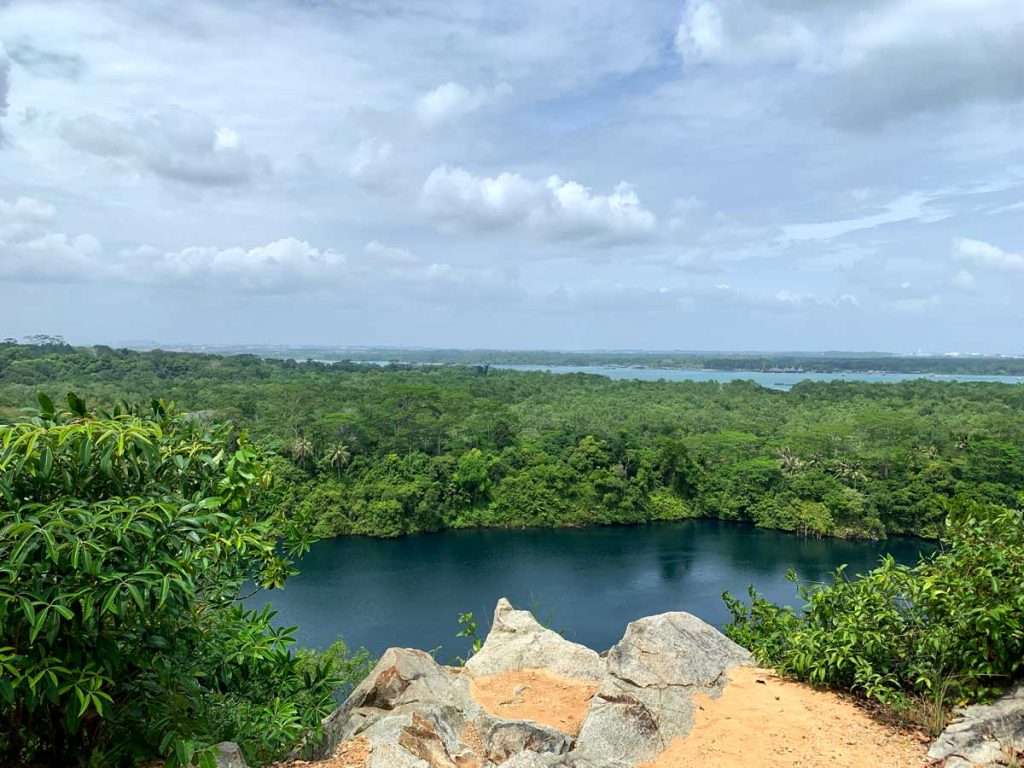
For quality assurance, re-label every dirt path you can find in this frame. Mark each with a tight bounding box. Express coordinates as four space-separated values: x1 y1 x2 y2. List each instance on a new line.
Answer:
640 667 929 768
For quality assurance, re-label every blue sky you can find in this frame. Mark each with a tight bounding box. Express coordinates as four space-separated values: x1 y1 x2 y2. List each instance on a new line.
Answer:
1 0 1022 351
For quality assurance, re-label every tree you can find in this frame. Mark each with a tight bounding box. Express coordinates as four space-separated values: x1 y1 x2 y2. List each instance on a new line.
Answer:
453 448 492 506
290 435 316 469
323 442 352 479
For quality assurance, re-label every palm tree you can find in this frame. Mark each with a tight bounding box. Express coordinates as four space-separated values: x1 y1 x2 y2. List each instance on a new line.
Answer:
290 436 315 468
325 442 351 478
777 447 804 475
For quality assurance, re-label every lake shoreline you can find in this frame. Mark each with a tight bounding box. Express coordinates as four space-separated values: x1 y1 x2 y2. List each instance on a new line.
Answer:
311 513 940 545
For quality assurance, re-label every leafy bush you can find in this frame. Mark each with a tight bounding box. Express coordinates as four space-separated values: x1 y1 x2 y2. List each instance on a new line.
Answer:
724 502 1024 713
647 488 694 521
0 395 369 766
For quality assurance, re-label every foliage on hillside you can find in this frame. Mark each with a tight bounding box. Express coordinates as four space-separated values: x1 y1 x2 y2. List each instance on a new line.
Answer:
2 343 1024 541
0 395 371 767
725 502 1024 728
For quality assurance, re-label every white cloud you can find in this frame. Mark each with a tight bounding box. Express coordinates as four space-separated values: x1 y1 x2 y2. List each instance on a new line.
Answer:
415 82 496 127
0 195 512 301
421 166 537 230
214 127 240 151
675 1 726 64
153 238 346 292
365 240 420 266
0 232 104 283
0 196 103 282
781 192 948 242
0 194 343 289
954 237 1024 272
347 138 397 192
420 166 656 243
675 0 816 69
60 107 263 186
0 196 56 239
674 0 1024 128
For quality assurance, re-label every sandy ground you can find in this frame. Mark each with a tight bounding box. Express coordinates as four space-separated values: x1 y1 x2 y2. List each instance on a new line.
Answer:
640 667 929 768
273 736 370 768
469 668 599 736
278 667 930 768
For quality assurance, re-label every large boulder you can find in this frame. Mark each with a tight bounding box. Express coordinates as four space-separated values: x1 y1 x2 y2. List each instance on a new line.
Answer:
464 599 605 683
312 642 574 767
605 612 752 690
928 685 1024 767
315 647 478 758
571 612 752 767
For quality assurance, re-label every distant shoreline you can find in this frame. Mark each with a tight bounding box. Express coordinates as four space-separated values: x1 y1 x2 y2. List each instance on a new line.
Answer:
124 344 1024 377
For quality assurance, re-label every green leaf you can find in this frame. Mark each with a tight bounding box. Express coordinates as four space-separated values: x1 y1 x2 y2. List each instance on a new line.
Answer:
36 392 55 418
125 582 146 612
66 392 87 418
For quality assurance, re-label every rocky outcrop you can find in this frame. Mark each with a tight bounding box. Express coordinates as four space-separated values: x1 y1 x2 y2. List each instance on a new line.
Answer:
464 599 605 683
928 685 1024 767
572 612 751 768
311 598 752 767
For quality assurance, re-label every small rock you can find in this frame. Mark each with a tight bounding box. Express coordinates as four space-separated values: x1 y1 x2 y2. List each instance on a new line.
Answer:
214 742 247 768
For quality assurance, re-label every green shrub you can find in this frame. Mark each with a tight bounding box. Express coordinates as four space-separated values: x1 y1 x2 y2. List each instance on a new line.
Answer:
0 396 368 766
724 502 1024 710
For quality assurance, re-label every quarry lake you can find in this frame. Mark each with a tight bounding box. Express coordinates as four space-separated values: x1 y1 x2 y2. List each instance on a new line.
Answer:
246 521 930 662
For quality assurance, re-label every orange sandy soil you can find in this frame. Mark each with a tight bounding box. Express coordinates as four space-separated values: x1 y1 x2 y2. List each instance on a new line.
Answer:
469 668 599 736
640 667 930 768
272 736 370 768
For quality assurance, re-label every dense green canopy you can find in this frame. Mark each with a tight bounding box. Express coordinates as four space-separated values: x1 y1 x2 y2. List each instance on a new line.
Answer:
3 343 1023 541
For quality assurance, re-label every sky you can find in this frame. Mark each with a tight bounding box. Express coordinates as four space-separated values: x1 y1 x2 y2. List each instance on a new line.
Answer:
1 0 1022 352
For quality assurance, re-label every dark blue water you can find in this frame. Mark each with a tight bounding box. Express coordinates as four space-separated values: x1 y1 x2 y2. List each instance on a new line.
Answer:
246 521 931 662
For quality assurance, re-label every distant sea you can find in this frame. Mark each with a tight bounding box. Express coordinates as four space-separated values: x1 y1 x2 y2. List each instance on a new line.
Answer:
489 364 1024 391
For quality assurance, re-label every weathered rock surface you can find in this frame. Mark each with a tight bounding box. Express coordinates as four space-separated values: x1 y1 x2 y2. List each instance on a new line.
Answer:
572 613 752 768
464 598 605 683
312 598 752 767
928 685 1024 767
214 741 247 768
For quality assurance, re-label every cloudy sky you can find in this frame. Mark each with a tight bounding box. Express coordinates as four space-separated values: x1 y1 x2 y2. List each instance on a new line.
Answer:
1 0 1022 351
